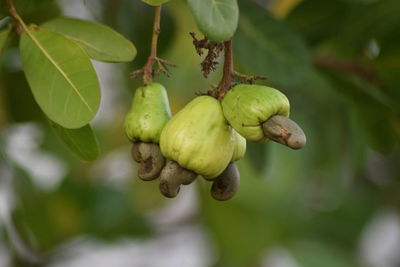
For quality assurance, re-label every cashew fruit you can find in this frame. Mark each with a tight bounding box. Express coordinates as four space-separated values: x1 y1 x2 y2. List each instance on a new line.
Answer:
160 96 235 179
262 115 306 149
159 161 197 198
211 163 240 201
131 142 165 181
221 84 290 143
124 83 171 143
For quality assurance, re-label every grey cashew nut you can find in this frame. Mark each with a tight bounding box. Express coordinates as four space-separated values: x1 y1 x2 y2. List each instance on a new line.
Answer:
262 115 306 150
211 162 240 201
131 142 166 181
159 160 197 198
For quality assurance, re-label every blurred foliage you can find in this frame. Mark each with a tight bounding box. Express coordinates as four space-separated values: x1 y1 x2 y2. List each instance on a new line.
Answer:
0 0 400 266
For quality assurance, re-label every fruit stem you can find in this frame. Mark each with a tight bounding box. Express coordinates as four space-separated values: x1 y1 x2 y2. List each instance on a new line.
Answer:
6 0 24 35
143 5 161 85
214 40 234 100
129 5 176 84
213 40 266 100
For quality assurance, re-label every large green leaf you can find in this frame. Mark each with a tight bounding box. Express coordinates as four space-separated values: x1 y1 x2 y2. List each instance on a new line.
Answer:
43 17 137 62
141 0 169 6
187 0 239 42
19 25 100 129
234 1 311 87
51 122 100 161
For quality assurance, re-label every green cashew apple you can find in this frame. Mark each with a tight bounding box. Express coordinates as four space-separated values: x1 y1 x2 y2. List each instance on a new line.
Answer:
124 83 171 143
124 83 172 180
158 96 235 198
160 96 235 179
222 84 306 149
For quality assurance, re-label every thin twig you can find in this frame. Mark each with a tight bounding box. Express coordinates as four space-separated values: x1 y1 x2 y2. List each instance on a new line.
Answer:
5 0 23 34
209 40 267 99
213 40 234 100
129 6 176 84
233 71 267 84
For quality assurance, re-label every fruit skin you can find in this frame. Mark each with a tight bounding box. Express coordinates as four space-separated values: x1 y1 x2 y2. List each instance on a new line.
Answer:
231 130 246 162
221 84 290 143
124 83 171 143
160 96 235 179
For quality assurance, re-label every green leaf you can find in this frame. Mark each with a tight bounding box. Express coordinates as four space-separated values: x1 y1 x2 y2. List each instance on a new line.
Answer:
141 0 169 6
19 25 100 129
51 122 100 161
234 1 311 87
187 0 239 42
43 17 137 62
0 25 11 55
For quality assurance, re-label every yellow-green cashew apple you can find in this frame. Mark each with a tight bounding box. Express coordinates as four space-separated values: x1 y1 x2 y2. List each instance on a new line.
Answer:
124 83 171 181
160 96 235 179
124 82 171 143
222 84 306 149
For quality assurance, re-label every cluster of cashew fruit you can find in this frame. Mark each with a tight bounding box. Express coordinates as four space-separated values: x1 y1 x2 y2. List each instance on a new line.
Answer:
124 82 306 201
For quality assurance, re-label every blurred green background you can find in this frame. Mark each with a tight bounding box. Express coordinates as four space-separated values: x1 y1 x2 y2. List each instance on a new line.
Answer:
0 0 400 266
